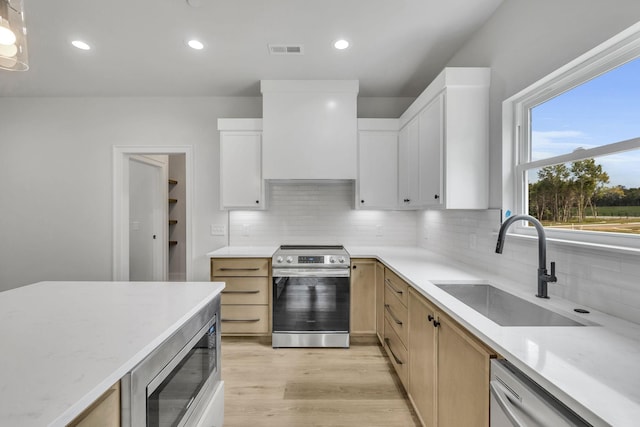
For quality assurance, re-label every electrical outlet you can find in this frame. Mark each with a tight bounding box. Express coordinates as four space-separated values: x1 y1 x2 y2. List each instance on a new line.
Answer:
376 224 383 237
242 224 250 237
210 225 226 236
469 233 477 249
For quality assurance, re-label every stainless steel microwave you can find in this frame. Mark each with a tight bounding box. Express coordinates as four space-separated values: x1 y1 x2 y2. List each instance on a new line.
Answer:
121 295 223 427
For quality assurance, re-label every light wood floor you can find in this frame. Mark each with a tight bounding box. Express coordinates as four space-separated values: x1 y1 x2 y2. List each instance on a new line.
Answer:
221 337 421 427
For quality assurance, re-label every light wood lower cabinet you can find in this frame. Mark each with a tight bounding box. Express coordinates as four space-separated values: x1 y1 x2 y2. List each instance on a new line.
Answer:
384 284 408 345
375 261 385 343
350 259 377 335
408 290 437 427
383 267 409 389
219 305 270 334
67 381 120 427
437 310 494 427
384 268 409 306
407 288 496 427
384 317 408 386
211 257 271 336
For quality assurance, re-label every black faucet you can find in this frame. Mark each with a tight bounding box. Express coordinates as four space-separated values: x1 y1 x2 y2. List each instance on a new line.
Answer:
495 214 557 299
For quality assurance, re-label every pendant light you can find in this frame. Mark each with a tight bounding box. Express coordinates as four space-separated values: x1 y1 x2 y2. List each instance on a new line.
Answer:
0 0 28 71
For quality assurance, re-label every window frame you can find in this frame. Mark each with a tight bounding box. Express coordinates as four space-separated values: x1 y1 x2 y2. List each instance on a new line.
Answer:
502 22 640 253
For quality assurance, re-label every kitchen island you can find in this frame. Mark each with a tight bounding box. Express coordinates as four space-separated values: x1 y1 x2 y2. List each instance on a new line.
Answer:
0 281 224 426
209 245 640 427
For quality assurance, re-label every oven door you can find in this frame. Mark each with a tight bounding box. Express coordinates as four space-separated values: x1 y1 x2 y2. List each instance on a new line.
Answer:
272 271 350 333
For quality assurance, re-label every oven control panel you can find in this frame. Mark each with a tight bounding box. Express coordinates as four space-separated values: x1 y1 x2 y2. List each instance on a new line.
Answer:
274 255 348 265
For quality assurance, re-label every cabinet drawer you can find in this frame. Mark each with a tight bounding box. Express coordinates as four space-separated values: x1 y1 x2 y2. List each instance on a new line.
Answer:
384 317 408 388
384 286 408 346
384 268 408 307
211 258 269 277
218 277 269 305
221 305 269 334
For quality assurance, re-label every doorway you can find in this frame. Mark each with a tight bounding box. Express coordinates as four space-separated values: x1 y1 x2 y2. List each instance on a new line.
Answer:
113 146 193 281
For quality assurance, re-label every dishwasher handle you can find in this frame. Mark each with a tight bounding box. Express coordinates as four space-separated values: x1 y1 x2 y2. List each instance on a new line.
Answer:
490 380 526 427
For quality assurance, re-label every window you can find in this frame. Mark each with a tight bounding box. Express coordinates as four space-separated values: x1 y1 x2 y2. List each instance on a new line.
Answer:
503 22 640 250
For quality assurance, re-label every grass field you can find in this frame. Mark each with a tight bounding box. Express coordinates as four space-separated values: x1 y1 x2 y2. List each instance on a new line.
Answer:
586 205 640 217
540 206 640 234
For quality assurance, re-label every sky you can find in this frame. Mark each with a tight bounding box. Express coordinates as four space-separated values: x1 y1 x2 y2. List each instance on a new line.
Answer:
531 56 640 188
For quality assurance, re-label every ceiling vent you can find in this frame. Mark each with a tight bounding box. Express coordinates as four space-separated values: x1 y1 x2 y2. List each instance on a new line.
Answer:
268 44 304 55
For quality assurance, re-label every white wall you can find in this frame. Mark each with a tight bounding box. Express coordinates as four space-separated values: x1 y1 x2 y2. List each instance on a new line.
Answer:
229 181 418 246
418 0 640 324
446 0 640 208
0 97 261 291
0 96 410 291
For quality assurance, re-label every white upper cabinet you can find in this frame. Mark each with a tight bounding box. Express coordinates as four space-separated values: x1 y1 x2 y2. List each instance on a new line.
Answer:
357 119 398 209
218 119 264 210
418 93 444 207
398 116 421 207
261 80 359 180
398 67 490 210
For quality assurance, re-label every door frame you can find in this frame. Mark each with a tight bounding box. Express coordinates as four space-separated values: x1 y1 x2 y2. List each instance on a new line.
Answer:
113 145 194 281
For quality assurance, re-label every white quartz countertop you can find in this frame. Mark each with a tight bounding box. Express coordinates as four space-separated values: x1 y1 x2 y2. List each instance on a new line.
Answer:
208 246 278 258
0 281 224 427
211 245 640 426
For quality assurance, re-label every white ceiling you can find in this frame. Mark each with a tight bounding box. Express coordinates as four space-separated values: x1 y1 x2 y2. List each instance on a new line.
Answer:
0 0 503 97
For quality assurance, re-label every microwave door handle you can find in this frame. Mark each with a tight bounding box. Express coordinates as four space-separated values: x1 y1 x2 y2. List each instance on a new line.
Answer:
490 381 526 427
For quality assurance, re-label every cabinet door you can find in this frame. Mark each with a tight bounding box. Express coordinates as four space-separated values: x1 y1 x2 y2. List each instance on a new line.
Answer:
375 261 385 344
408 290 436 427
437 313 494 427
357 130 398 209
398 117 420 207
350 259 377 335
220 132 263 209
419 93 443 207
68 382 120 427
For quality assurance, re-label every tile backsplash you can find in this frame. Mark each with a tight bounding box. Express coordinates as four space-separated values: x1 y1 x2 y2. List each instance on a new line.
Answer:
228 185 640 324
229 181 418 246
418 209 640 325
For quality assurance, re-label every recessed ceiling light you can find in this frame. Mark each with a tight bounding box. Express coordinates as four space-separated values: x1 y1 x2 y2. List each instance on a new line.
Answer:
71 40 91 50
187 39 204 50
334 39 349 50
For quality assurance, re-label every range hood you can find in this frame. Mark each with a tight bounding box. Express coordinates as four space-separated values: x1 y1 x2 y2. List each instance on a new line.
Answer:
261 80 359 180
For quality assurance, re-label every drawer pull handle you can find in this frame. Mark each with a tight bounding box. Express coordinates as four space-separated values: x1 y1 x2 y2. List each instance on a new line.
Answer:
222 290 261 294
384 338 404 365
384 304 403 326
221 318 261 323
385 278 404 295
219 267 261 271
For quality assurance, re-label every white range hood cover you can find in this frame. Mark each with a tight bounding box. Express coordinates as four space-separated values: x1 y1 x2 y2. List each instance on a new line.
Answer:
261 80 359 180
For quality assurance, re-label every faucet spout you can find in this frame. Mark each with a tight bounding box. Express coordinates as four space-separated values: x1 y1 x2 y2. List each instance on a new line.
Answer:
495 214 557 298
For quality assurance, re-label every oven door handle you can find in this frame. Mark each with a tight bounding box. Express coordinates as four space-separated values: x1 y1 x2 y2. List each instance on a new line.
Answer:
272 268 350 278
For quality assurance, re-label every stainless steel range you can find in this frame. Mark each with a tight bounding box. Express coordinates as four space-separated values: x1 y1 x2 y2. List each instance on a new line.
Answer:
272 245 351 348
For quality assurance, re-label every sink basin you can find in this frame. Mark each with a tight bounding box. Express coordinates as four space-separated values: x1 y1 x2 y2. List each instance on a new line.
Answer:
435 284 586 327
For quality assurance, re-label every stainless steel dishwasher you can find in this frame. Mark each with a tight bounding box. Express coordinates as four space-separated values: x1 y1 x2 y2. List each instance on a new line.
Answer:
490 359 592 427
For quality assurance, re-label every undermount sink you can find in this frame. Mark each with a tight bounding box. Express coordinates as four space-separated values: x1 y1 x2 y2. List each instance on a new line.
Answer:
435 284 587 327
